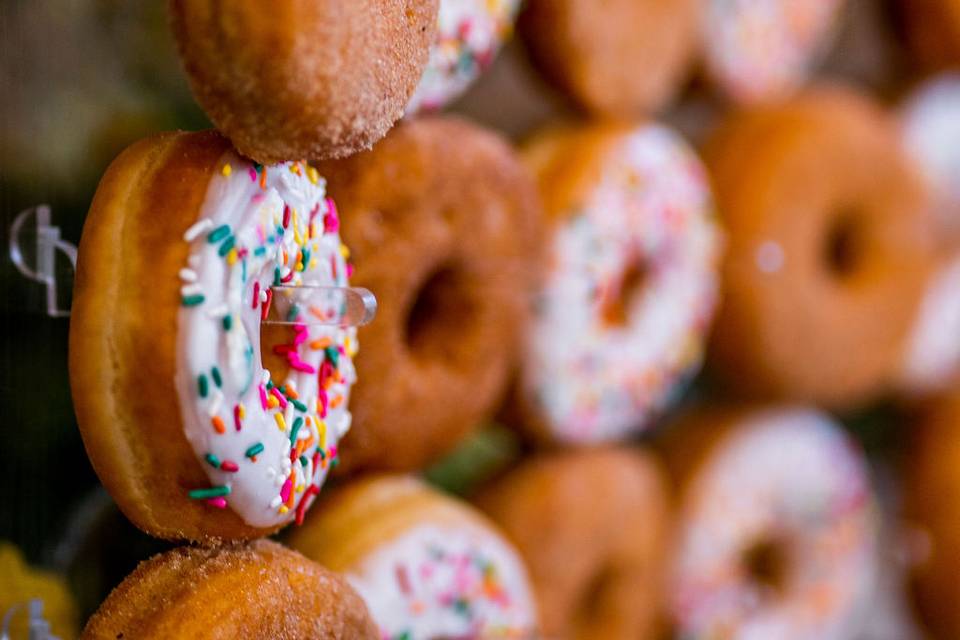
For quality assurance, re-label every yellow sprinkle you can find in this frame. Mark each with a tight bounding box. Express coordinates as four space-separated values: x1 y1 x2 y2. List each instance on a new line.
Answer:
226 248 238 266
307 166 320 185
221 163 232 177
295 484 305 493
339 244 350 259
309 258 317 269
238 404 246 419
275 413 286 431
318 420 327 446
278 505 289 514
267 396 279 409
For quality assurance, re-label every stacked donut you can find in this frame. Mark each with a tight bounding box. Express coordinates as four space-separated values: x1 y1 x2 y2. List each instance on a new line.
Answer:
58 0 960 638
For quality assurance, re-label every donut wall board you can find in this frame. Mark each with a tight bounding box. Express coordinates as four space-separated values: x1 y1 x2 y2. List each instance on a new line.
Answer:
0 0 958 638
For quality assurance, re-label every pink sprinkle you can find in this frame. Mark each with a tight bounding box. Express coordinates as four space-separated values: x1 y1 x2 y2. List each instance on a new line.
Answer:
396 565 413 594
282 204 291 229
237 247 249 259
287 354 316 374
270 387 288 409
328 445 337 459
281 269 295 284
220 460 239 473
295 484 320 525
258 384 269 410
331 256 338 280
346 263 355 278
248 167 257 182
233 405 243 431
206 497 228 509
273 344 296 355
252 282 260 309
293 324 308 346
323 198 339 233
251 192 265 204
280 477 292 503
256 224 266 245
317 388 329 418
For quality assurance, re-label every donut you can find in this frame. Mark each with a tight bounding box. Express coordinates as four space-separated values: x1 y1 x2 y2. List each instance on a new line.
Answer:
70 130 361 542
287 475 539 639
315 116 542 472
660 405 878 640
0 543 78 640
900 0 960 70
476 448 672 639
81 540 377 639
705 87 936 408
406 0 521 114
904 393 960 638
901 73 960 237
701 0 846 104
517 0 698 116
168 0 439 164
513 121 720 445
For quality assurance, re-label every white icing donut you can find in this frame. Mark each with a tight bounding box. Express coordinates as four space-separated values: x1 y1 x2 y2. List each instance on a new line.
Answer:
671 408 878 640
348 523 537 639
702 0 844 104
406 0 521 114
522 124 721 444
175 154 357 528
900 254 960 393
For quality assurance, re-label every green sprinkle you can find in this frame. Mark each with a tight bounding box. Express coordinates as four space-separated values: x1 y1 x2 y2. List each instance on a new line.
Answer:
300 249 310 267
291 399 308 412
286 304 300 321
273 267 282 286
253 162 263 173
222 315 233 331
453 598 470 616
245 443 265 458
207 225 230 243
188 485 230 500
198 374 209 398
218 235 236 257
182 294 205 307
266 380 275 390
254 246 267 257
211 366 222 388
204 453 221 468
324 346 340 367
330 456 340 469
289 417 304 444
276 225 284 237
299 455 309 467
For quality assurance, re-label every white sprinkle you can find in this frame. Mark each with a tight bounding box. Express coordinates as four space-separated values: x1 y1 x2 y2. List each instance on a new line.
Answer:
187 254 201 268
259 289 269 303
266 467 277 480
178 268 197 283
180 283 202 297
261 370 271 385
270 495 283 509
208 390 223 417
207 303 229 319
336 412 352 438
183 218 214 242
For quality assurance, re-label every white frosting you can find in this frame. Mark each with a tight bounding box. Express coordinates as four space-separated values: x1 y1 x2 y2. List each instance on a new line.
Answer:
174 155 357 528
671 408 877 640
406 0 521 114
523 124 721 444
900 254 960 393
703 0 843 103
347 523 537 640
901 73 960 233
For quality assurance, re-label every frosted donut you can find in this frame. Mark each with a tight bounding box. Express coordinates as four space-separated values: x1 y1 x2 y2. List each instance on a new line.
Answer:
317 116 542 472
701 0 845 104
81 540 378 639
287 475 538 640
706 87 936 408
514 121 720 445
476 448 672 639
406 0 521 114
661 406 878 640
904 393 960 638
70 130 360 542
169 0 439 163
900 0 960 70
517 0 698 116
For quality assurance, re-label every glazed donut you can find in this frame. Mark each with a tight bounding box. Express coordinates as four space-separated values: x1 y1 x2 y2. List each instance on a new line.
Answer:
476 448 672 639
701 0 846 104
70 130 360 542
517 0 698 116
81 540 377 639
706 87 936 408
661 405 878 640
900 0 960 70
904 393 960 638
316 116 541 472
513 121 720 445
169 0 438 164
406 0 521 114
287 475 538 639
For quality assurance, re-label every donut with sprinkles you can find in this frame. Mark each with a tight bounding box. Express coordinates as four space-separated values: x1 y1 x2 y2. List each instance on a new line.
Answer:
287 475 539 640
513 121 721 445
70 130 360 542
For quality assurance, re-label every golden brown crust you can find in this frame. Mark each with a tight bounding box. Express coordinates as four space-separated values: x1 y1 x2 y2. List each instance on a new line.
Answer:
518 0 697 117
904 393 960 638
317 116 544 472
704 86 936 408
475 448 672 639
901 0 960 70
169 0 438 164
69 130 273 542
81 540 378 640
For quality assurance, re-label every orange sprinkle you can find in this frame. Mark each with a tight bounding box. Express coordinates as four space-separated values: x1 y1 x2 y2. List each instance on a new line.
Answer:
285 386 299 400
259 165 268 189
329 395 344 409
310 337 333 350
211 416 226 434
309 306 328 321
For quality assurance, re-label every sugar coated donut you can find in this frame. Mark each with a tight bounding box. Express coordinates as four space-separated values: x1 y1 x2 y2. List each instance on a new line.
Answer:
900 0 960 69
518 0 698 116
169 0 439 163
70 130 360 542
287 475 538 640
406 0 521 114
662 406 878 640
81 540 378 639
514 121 720 445
904 393 960 638
901 73 960 236
702 0 845 104
706 87 935 408
476 448 672 639
317 116 541 472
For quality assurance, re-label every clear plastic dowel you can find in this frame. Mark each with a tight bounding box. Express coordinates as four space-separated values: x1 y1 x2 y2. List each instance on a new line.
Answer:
263 284 377 328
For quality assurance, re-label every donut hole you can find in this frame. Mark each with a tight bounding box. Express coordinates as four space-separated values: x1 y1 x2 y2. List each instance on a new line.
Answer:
602 258 650 327
404 264 477 362
743 537 791 596
823 210 866 279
